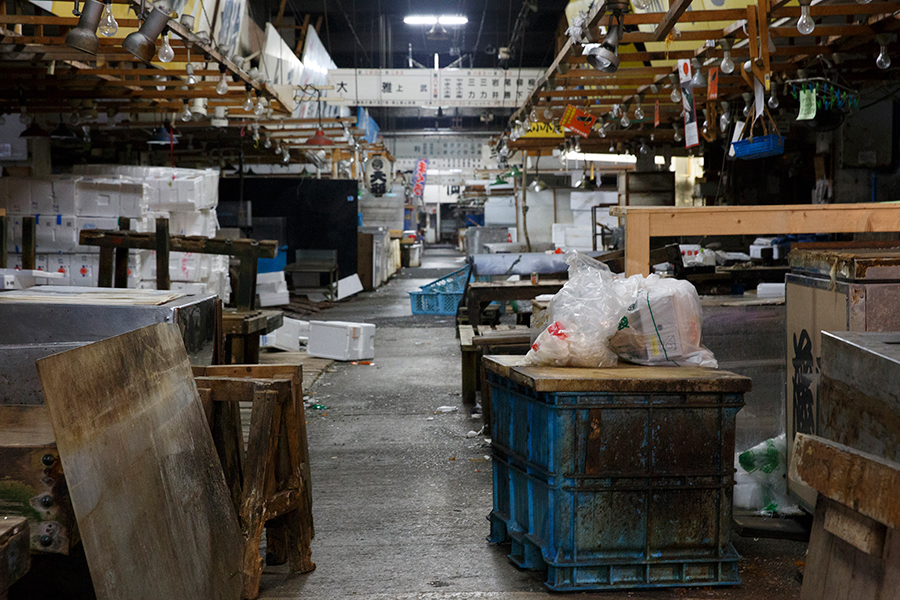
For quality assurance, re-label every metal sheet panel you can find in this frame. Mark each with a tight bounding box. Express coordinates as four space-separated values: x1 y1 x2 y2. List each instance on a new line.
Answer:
0 343 90 405
789 248 900 282
820 331 900 464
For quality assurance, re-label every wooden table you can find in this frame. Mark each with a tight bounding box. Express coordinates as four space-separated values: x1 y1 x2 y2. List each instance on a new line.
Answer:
459 325 531 426
611 203 900 276
466 279 566 328
223 308 284 364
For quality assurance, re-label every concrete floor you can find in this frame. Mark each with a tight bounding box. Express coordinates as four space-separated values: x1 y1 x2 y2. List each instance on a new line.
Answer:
257 246 808 600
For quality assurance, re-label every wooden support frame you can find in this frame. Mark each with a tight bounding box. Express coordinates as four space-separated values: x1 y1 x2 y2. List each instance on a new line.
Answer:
193 365 315 600
611 203 900 276
655 0 695 41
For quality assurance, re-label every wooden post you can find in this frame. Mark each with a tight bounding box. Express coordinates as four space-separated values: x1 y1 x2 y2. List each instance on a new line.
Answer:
97 247 114 288
22 216 36 270
114 217 131 288
236 257 258 312
156 217 171 291
624 210 651 277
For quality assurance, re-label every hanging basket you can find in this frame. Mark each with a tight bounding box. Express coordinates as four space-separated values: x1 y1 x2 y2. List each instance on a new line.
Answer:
731 105 784 160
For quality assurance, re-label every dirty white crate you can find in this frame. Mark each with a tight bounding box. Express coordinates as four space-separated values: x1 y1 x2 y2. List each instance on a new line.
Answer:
307 321 375 361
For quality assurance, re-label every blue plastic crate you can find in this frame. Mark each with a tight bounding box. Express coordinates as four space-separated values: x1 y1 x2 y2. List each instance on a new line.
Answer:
485 367 746 591
409 290 464 315
731 134 784 159
421 265 471 293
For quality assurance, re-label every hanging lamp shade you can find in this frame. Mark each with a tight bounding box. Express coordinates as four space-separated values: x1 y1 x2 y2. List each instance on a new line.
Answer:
20 121 50 138
65 0 103 55
50 121 78 139
122 7 170 63
490 175 508 186
505 165 523 178
531 179 547 192
304 129 333 146
147 125 178 145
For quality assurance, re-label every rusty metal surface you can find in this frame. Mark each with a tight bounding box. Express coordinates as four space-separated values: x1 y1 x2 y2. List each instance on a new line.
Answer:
819 331 900 464
789 248 900 282
0 343 89 406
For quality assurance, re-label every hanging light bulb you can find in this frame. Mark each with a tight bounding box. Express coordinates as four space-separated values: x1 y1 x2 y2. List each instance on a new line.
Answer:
529 107 538 122
180 100 192 122
768 87 780 109
263 134 272 148
543 107 553 120
158 32 175 63
598 122 607 138
674 126 683 142
185 64 197 86
857 0 872 4
633 0 650 9
640 141 649 155
254 93 265 116
620 112 630 128
742 92 753 118
243 86 254 112
720 50 735 74
98 0 118 36
797 2 815 35
216 66 229 95
876 39 891 69
252 126 260 143
611 104 621 118
155 75 167 92
701 109 709 136
690 58 706 87
609 141 616 153
282 148 290 163
634 101 645 121
574 137 582 153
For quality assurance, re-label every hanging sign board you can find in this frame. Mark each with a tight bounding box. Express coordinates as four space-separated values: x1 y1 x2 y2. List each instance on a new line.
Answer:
413 159 429 199
708 66 719 100
366 154 391 197
678 59 700 148
559 105 596 138
654 100 660 128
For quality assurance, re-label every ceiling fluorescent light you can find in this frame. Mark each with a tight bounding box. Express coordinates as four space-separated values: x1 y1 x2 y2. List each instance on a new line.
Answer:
404 15 438 25
438 15 468 25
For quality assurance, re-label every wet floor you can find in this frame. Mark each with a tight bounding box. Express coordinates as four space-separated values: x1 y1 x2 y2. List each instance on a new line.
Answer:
258 245 807 600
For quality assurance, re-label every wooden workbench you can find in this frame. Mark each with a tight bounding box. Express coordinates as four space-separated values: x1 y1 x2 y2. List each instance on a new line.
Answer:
466 279 566 328
611 203 900 276
459 325 531 425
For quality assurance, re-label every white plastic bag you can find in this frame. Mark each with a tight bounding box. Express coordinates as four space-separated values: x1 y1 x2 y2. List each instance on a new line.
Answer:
523 252 637 368
608 275 717 368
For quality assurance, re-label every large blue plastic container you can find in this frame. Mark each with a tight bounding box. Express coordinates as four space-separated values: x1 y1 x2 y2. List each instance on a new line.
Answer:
483 357 750 591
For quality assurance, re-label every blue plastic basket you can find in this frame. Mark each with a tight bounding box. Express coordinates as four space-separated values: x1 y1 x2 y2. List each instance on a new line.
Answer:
731 134 784 159
409 290 464 315
421 265 471 293
486 369 745 591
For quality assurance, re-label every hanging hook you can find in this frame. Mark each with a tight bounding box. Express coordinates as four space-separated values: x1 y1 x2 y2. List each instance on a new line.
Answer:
72 0 81 16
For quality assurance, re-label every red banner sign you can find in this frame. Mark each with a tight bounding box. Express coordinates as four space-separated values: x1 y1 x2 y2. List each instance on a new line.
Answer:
560 104 596 138
413 159 428 198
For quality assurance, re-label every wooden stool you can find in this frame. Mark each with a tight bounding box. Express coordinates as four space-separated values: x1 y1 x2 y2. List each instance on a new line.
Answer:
194 365 314 600
459 325 531 428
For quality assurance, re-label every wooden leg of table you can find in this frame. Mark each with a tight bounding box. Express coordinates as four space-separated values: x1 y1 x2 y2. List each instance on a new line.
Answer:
98 246 114 288
240 390 280 600
625 211 651 277
244 334 261 364
462 349 478 408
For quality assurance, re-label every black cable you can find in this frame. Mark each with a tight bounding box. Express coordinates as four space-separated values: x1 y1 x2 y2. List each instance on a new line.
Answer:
332 0 373 67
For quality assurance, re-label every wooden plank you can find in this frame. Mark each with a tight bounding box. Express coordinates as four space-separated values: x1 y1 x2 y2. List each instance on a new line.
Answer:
35 323 243 600
155 217 170 291
459 325 476 348
113 217 130 288
802 499 835 600
824 499 886 556
21 217 35 271
612 204 900 276
0 215 6 269
482 356 751 394
790 433 900 531
655 0 694 41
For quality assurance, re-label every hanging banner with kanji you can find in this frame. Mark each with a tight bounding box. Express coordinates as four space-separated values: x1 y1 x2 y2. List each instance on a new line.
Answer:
678 59 700 148
413 159 429 198
654 100 660 127
708 66 719 100
559 105 597 138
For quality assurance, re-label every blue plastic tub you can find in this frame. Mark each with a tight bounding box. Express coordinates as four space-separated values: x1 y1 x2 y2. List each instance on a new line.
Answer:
731 134 784 159
409 290 464 315
484 360 749 591
421 265 471 293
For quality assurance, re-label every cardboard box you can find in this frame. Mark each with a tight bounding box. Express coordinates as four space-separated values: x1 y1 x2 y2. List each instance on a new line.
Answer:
307 321 375 361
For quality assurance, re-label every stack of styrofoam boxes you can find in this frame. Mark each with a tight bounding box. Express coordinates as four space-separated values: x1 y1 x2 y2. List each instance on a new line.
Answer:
71 165 228 301
3 175 150 286
552 190 619 252
256 271 290 307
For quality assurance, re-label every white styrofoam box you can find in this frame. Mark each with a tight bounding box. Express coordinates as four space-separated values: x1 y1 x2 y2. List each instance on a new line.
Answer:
35 214 55 249
45 254 72 285
117 181 149 218
168 209 217 238
551 223 568 246
257 271 287 295
6 178 30 214
170 281 209 295
30 178 53 215
749 243 788 260
70 254 98 286
258 289 290 307
277 317 306 351
75 216 119 253
75 179 121 217
7 215 20 253
260 330 278 349
757 283 786 297
51 176 79 214
307 321 376 361
138 249 156 280
571 209 593 229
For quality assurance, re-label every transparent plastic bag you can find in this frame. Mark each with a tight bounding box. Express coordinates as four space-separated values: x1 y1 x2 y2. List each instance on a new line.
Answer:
523 252 638 368
732 434 801 515
608 275 717 368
